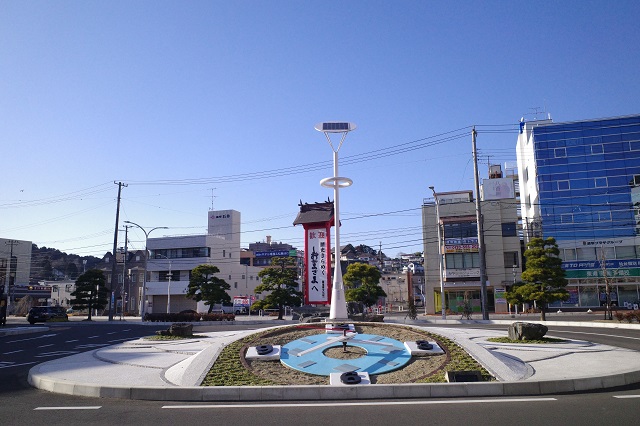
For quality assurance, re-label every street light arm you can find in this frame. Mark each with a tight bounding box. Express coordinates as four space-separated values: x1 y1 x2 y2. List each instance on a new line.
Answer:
123 221 168 317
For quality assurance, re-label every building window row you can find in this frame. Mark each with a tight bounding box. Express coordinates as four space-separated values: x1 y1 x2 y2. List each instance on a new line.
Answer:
561 245 640 262
444 252 479 269
150 247 210 259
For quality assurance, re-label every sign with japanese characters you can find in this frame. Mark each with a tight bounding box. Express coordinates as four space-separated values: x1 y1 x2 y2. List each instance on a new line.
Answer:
305 226 331 304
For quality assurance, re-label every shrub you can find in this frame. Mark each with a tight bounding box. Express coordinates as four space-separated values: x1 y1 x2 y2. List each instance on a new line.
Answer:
201 313 235 321
143 312 203 322
614 311 624 322
623 310 640 323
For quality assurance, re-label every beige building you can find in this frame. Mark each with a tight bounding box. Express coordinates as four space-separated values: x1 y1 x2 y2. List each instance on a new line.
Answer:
422 190 521 315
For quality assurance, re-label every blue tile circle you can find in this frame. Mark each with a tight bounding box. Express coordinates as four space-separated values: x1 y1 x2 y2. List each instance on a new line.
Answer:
280 333 411 376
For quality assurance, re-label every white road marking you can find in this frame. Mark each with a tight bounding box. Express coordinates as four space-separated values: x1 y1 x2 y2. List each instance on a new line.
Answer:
65 339 79 343
87 335 100 339
35 351 79 358
34 406 102 410
2 350 24 355
6 334 57 343
613 395 640 399
37 344 55 348
0 361 37 369
163 398 557 409
75 343 108 349
556 330 640 341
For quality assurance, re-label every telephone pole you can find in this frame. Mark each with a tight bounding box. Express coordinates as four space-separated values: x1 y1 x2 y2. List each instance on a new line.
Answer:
109 181 127 321
472 127 489 320
4 240 20 312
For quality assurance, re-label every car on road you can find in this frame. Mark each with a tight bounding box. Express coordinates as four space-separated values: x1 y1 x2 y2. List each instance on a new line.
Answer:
26 306 69 324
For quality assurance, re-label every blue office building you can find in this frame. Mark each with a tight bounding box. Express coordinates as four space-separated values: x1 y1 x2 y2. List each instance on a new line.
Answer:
517 114 640 309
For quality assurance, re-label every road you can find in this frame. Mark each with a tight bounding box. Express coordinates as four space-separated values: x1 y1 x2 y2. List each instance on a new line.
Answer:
1 319 639 425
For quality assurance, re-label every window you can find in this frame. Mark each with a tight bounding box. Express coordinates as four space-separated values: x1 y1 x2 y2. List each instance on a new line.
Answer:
503 252 519 268
443 222 477 239
577 247 596 261
591 144 603 154
598 211 612 221
558 180 570 190
561 213 573 223
223 250 226 258
555 147 566 158
594 177 607 188
159 271 179 281
444 252 479 269
524 166 528 182
562 248 576 261
616 246 636 259
501 222 517 237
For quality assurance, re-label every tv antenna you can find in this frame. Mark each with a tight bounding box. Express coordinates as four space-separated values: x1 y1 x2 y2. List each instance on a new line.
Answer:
209 188 217 211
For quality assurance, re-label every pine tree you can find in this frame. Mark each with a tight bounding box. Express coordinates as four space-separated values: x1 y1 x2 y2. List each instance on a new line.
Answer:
509 237 568 321
70 269 109 320
253 257 302 320
185 265 231 313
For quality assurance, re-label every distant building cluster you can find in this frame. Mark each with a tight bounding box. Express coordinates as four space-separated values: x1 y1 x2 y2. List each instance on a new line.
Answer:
3 113 640 315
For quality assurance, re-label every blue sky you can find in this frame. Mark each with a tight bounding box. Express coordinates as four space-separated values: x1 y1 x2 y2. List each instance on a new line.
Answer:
1 1 639 258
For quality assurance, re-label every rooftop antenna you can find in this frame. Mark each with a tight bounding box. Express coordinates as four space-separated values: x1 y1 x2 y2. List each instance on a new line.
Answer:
209 188 217 211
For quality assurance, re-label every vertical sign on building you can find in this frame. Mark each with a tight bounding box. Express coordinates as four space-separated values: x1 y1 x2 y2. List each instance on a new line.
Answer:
305 226 331 304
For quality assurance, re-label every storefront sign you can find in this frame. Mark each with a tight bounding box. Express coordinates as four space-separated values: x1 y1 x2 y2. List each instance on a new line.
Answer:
444 268 480 278
564 268 640 278
563 259 640 270
255 250 292 257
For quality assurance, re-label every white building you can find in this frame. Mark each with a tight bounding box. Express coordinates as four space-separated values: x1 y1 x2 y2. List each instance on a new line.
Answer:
144 209 264 313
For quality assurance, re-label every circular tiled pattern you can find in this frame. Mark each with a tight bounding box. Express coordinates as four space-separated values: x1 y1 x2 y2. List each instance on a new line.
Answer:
280 333 411 376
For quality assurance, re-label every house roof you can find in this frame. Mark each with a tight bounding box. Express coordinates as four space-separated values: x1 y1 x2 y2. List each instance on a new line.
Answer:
293 200 335 226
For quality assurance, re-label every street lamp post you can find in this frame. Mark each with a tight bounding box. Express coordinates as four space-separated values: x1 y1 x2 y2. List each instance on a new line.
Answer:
123 221 168 317
429 186 446 319
316 121 356 321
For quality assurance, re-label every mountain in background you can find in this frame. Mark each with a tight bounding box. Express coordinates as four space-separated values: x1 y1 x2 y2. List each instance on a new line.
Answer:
30 244 102 282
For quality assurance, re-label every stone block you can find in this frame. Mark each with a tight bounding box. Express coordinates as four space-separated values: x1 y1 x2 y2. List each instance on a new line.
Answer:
508 322 548 340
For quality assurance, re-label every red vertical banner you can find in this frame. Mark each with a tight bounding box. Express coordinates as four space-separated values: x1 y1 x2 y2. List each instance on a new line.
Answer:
304 225 332 305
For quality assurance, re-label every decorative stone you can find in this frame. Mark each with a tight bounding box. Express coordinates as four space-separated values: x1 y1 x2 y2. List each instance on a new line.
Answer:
508 322 548 340
168 323 193 337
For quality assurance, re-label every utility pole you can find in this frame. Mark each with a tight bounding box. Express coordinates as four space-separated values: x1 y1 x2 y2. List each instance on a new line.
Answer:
109 181 127 321
122 225 131 319
472 127 489 320
4 240 20 312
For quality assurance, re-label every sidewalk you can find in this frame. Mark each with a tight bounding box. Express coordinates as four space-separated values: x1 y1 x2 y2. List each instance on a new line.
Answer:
22 318 640 401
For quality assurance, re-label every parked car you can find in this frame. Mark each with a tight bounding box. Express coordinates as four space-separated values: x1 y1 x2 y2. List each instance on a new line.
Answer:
26 306 69 324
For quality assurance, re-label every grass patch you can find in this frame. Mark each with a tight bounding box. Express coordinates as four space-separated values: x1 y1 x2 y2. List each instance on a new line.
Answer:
487 337 568 344
417 333 494 383
201 332 276 386
143 334 208 341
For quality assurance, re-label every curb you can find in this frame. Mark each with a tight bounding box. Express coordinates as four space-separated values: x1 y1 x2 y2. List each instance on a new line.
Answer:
28 369 640 401
26 319 640 401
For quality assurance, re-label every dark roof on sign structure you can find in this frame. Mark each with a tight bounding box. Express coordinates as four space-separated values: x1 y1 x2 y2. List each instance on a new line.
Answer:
293 199 335 226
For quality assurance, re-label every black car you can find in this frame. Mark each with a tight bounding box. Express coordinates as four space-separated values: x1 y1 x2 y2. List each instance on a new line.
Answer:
26 306 69 324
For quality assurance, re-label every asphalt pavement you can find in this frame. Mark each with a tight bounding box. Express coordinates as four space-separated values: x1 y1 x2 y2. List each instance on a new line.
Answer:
3 312 640 401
